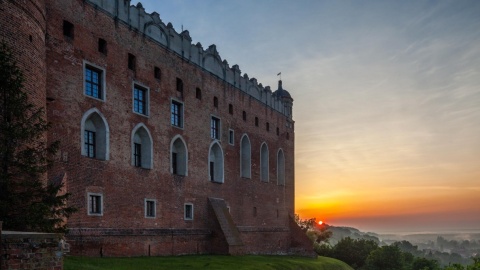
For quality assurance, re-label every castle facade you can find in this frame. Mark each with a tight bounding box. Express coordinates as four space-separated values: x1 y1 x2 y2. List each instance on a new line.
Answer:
0 0 313 256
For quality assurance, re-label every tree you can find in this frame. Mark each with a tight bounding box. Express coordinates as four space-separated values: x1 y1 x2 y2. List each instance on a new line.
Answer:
0 42 75 233
332 237 379 269
364 245 406 270
412 257 440 270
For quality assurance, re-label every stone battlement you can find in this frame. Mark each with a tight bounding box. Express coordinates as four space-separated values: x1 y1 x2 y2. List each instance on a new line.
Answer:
86 0 292 117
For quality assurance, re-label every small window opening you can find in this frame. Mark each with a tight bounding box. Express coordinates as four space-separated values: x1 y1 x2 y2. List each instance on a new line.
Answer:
242 111 246 121
154 67 161 80
213 96 218 108
98 38 107 54
266 122 270 132
228 129 234 145
176 78 183 97
184 204 193 220
253 207 257 217
287 132 290 140
196 88 202 100
128 53 136 71
63 20 74 39
276 127 280 136
255 117 259 127
228 104 233 114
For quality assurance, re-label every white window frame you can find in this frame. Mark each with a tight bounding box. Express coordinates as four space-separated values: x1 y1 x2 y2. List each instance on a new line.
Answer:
144 199 156 218
87 192 103 216
83 61 106 101
170 98 184 129
184 203 194 220
132 82 150 117
210 115 221 140
228 129 234 145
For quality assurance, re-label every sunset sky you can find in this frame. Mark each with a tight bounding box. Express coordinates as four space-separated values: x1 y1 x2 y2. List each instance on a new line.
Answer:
138 0 480 233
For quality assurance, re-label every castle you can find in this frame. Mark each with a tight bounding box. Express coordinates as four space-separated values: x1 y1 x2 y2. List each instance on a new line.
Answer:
0 0 313 256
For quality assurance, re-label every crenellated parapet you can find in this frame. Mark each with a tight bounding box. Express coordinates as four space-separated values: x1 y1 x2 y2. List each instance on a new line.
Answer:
86 0 293 118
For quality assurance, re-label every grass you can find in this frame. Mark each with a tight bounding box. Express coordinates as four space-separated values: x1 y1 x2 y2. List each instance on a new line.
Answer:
64 255 354 270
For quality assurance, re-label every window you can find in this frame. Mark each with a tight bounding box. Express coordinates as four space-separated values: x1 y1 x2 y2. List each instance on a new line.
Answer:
81 108 109 160
286 132 290 140
88 193 103 216
260 143 269 182
84 64 103 99
134 143 142 167
128 53 136 71
133 84 148 115
171 135 188 176
196 88 202 100
176 78 183 94
98 38 107 54
242 111 246 121
63 20 74 39
84 130 95 158
228 104 233 114
209 141 224 183
240 134 251 178
213 96 218 108
266 122 270 132
228 129 234 145
171 100 183 128
184 203 193 220
132 124 153 169
211 116 220 139
276 127 280 136
255 117 259 127
277 149 285 186
154 66 161 80
145 199 156 218
253 207 257 217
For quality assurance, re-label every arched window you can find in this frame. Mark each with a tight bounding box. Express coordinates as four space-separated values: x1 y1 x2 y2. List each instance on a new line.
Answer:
240 134 251 178
277 149 285 185
260 142 269 182
171 135 188 176
80 108 109 160
131 123 153 169
208 141 224 183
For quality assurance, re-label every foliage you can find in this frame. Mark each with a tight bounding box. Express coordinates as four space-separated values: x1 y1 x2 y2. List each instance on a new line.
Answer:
412 257 441 270
295 214 333 245
0 42 76 233
64 255 354 270
364 245 407 270
331 237 379 269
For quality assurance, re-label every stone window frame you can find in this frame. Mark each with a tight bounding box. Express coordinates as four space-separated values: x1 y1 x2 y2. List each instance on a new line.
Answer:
80 108 110 160
228 129 234 146
184 203 194 220
83 61 106 101
144 199 156 218
210 115 221 140
87 192 103 216
170 98 184 129
132 82 150 117
208 140 224 183
240 133 251 179
131 123 154 169
170 135 188 176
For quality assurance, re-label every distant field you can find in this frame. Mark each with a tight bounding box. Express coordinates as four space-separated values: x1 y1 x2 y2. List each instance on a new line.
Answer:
65 255 353 270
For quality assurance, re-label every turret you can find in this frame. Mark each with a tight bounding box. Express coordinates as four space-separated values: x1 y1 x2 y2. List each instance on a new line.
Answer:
273 80 294 119
0 0 47 112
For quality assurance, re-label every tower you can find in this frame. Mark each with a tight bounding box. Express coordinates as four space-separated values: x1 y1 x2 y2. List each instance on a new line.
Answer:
0 0 48 112
273 80 294 118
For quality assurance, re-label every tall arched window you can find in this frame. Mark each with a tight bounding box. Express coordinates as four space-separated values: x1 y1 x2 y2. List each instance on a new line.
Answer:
277 149 285 185
209 141 224 183
171 135 188 176
80 108 109 160
240 134 251 178
131 123 153 169
260 142 269 182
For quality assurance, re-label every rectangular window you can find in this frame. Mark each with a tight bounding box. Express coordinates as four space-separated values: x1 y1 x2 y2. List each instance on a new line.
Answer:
242 111 246 121
85 65 103 99
255 117 259 127
266 122 270 132
170 100 183 128
184 204 193 220
172 152 178 175
145 199 156 218
98 38 107 54
134 85 147 115
84 130 95 158
228 104 233 114
154 66 161 80
176 78 183 93
228 129 234 145
134 143 142 167
63 20 74 39
88 193 103 215
211 117 220 139
128 53 136 71
209 162 214 181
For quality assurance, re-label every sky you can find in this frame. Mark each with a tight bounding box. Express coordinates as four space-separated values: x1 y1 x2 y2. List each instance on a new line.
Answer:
137 0 480 233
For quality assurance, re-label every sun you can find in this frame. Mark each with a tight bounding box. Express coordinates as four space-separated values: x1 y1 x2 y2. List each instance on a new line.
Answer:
318 221 323 225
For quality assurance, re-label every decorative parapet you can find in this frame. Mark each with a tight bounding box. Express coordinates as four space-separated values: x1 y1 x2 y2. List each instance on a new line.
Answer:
85 0 292 118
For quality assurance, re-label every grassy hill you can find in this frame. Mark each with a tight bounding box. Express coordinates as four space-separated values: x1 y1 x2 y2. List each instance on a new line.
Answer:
65 255 353 270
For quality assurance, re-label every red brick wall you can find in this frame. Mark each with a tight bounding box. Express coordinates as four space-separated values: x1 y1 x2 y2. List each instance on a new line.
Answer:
1 230 63 270
40 0 297 256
